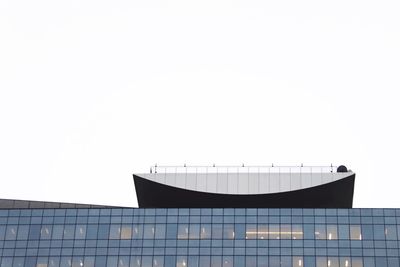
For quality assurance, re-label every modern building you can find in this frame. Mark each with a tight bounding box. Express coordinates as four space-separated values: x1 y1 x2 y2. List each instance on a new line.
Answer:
0 165 399 267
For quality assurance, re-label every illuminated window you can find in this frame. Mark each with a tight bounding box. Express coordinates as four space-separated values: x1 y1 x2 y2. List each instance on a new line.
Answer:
200 224 211 239
121 225 132 239
258 224 268 239
269 224 280 239
293 256 303 267
189 224 200 239
245 224 257 239
350 225 362 240
223 224 234 239
327 225 338 240
315 225 326 240
340 257 351 267
178 224 189 239
292 225 303 240
281 224 291 239
327 257 339 267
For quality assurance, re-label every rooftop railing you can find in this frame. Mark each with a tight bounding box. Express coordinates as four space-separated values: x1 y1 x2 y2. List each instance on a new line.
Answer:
149 164 345 174
145 165 351 194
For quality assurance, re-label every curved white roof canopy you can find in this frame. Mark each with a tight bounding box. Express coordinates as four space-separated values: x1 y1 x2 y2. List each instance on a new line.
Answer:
137 170 353 195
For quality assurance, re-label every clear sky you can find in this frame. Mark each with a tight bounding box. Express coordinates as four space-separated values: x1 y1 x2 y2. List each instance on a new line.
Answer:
1 0 399 208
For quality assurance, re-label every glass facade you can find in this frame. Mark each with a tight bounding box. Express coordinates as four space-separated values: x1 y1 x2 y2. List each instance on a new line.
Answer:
1 208 400 266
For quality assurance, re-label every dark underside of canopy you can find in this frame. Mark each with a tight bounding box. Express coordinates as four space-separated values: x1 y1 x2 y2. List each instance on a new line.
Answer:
133 173 355 208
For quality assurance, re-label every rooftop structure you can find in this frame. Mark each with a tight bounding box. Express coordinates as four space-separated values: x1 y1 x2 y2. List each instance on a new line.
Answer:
2 164 398 267
133 165 355 208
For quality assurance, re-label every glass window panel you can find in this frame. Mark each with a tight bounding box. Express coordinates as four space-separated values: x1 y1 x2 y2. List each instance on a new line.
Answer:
16 225 29 240
245 224 257 239
234 224 245 240
0 225 6 240
165 256 176 267
97 224 110 239
86 225 98 239
142 257 153 267
5 225 17 240
199 256 210 267
60 257 72 267
176 256 187 267
375 258 387 267
153 256 164 267
340 257 351 267
315 225 326 240
106 256 118 267
63 225 75 239
144 225 155 239
29 225 41 240
36 257 48 267
352 258 363 267
293 256 303 267
234 256 245 267
188 256 199 267
269 256 280 266
40 225 52 239
117 256 129 267
24 257 36 267
373 225 385 240
212 224 223 239
258 256 268 267
388 257 399 267
75 225 86 239
281 256 291 267
269 224 280 239
327 257 339 267
362 225 373 240
110 225 121 239
350 225 362 240
130 256 141 267
245 257 256 267
200 224 211 239
189 224 200 239
155 224 165 239
292 225 303 240
316 257 327 267
121 225 132 239
13 257 25 267
304 224 315 239
1 257 13 267
281 225 291 239
178 224 189 239
327 225 338 240
222 256 233 267
363 258 375 267
84 257 95 267
72 257 84 267
304 257 316 267
385 225 397 240
338 225 349 240
49 257 60 267
223 224 234 239
258 224 268 239
211 256 222 267
133 225 143 239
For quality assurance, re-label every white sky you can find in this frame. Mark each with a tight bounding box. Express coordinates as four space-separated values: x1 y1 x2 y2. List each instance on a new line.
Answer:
0 0 399 208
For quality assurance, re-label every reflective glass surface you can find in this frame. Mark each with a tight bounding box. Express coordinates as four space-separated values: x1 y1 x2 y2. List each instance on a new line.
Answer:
0 208 400 266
